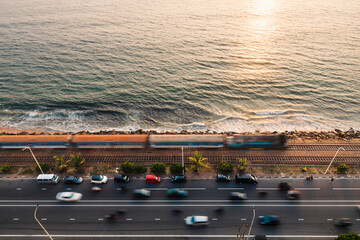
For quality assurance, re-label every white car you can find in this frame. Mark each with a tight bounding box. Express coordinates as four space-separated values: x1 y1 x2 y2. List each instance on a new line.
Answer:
185 216 209 226
56 192 82 202
91 175 108 184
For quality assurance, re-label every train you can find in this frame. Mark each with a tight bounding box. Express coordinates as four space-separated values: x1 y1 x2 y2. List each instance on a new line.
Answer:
0 134 286 149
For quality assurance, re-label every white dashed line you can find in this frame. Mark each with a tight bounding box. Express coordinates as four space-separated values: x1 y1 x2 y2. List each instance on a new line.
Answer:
256 188 278 190
69 218 75 221
16 188 22 191
41 188 46 191
333 188 360 190
298 219 304 221
144 188 168 191
41 218 47 221
126 218 132 221
154 218 161 221
327 219 333 221
294 188 320 190
98 218 103 221
218 188 244 190
356 219 360 221
13 218 19 221
66 188 72 191
212 218 218 221
240 218 246 221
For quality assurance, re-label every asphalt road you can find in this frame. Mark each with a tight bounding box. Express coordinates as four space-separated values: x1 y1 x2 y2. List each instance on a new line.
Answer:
0 177 359 240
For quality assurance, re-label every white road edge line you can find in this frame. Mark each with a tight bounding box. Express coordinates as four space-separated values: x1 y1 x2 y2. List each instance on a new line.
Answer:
0 234 340 238
218 188 244 190
294 188 320 190
333 188 360 190
0 204 359 207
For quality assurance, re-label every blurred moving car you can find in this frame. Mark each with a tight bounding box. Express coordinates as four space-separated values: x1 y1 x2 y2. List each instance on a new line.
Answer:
258 215 280 225
91 186 102 192
133 189 151 197
56 192 82 202
278 182 291 191
146 175 161 183
171 175 187 183
91 175 108 184
105 213 117 220
335 218 352 227
64 176 83 184
117 209 127 214
167 188 188 197
216 174 231 182
114 174 129 183
286 190 300 200
184 216 209 226
235 174 258 184
252 235 267 240
229 192 247 200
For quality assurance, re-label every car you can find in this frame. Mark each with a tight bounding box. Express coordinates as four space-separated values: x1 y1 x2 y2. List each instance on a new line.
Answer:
167 188 188 197
91 175 108 184
252 235 267 240
63 176 83 184
56 192 82 202
133 189 151 197
171 175 187 183
114 174 129 183
235 174 258 184
278 182 291 191
145 175 161 183
286 190 300 200
259 215 280 225
184 216 209 226
216 174 231 182
229 192 247 200
335 218 352 227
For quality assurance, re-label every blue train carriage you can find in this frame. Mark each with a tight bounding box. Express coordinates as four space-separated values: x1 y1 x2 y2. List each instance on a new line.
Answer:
0 135 71 148
226 134 287 148
71 135 147 148
149 135 225 148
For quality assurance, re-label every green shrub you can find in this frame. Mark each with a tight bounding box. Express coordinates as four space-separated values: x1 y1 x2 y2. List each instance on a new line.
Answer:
35 163 51 173
237 158 249 173
20 167 34 175
133 165 147 174
170 163 185 175
336 164 349 173
150 162 166 175
217 161 234 175
0 165 11 174
335 232 360 240
120 161 135 174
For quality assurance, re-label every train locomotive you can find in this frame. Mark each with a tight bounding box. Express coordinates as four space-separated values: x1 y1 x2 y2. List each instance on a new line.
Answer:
0 134 286 149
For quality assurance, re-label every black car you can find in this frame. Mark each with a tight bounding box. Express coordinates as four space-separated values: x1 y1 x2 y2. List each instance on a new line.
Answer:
278 182 291 191
235 174 258 184
63 176 83 184
259 215 280 225
167 188 188 197
171 175 186 183
335 218 352 227
216 174 231 182
114 174 129 183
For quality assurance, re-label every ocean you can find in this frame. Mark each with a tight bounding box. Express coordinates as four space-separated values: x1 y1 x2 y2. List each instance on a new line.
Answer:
0 0 359 133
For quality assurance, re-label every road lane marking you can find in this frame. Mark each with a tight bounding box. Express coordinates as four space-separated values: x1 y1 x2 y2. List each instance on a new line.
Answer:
298 219 304 221
294 188 320 190
256 188 278 190
144 188 168 190
356 219 360 221
218 188 244 190
0 234 340 238
69 218 75 221
16 188 22 191
240 218 246 221
327 219 333 221
41 188 46 191
98 218 103 221
154 218 160 221
126 218 132 221
212 218 218 221
66 188 72 191
333 188 360 190
13 218 19 221
180 188 206 190
41 218 47 221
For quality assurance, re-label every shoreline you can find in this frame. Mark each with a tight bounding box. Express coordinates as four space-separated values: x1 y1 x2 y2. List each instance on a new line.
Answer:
0 127 360 143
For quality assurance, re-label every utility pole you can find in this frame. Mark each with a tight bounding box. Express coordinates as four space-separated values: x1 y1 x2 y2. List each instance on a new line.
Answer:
246 203 255 240
182 147 184 175
23 147 44 174
34 204 53 240
324 147 345 175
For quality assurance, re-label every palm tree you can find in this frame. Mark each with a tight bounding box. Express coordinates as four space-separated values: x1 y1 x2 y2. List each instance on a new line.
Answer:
237 158 249 173
54 155 71 173
70 153 86 173
188 151 209 173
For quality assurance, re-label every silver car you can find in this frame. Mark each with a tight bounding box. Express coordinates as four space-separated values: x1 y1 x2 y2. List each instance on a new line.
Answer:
56 192 82 202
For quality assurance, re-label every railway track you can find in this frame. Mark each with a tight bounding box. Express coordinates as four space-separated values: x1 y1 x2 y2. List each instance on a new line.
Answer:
1 144 359 165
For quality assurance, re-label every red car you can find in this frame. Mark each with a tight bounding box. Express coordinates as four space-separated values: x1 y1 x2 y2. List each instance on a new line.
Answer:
146 175 161 183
